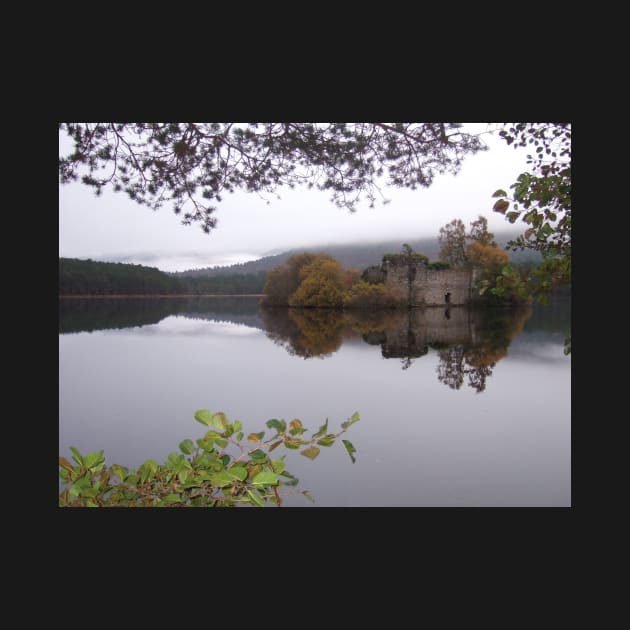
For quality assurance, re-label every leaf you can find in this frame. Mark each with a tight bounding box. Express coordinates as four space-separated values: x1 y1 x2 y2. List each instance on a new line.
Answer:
506 211 520 223
283 439 301 449
250 449 267 461
236 431 244 441
342 439 357 464
492 189 508 197
69 446 83 466
179 439 195 455
317 435 336 447
232 420 242 432
58 457 74 474
289 419 305 435
300 446 320 460
167 452 184 467
210 471 237 487
163 494 181 503
197 438 214 452
246 489 265 507
302 490 315 503
266 418 286 433
493 199 510 214
341 411 360 429
215 438 228 449
84 450 105 469
271 458 286 474
247 433 261 443
268 440 283 452
226 466 247 482
312 418 328 439
211 412 228 431
252 471 279 486
194 409 213 426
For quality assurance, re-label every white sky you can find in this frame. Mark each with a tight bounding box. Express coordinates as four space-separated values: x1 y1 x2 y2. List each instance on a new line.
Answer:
59 123 531 272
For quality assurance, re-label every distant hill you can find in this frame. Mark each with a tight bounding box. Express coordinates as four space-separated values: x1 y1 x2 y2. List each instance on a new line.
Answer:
172 231 541 278
59 257 266 295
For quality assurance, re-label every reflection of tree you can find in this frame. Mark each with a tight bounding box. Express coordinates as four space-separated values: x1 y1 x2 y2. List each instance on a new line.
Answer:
462 345 508 392
435 306 533 393
262 305 532 390
436 345 466 390
287 310 346 358
260 307 347 358
436 342 498 393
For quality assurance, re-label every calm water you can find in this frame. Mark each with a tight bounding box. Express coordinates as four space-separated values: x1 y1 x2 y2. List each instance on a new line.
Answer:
59 296 571 507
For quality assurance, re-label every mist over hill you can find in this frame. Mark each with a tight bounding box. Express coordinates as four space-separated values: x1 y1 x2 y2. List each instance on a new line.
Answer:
171 231 541 278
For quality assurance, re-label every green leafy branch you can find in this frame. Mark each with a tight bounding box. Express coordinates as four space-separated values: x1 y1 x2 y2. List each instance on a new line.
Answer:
59 410 360 507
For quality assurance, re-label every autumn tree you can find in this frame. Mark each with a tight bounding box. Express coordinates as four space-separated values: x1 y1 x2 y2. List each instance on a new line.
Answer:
261 253 321 306
59 123 486 233
343 282 406 309
467 214 496 247
465 242 509 272
289 257 346 308
438 219 467 266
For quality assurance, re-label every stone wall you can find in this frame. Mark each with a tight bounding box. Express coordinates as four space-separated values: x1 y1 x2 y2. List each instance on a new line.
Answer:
382 259 477 306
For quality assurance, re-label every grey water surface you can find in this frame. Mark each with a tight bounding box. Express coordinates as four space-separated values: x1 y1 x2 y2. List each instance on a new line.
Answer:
59 296 571 507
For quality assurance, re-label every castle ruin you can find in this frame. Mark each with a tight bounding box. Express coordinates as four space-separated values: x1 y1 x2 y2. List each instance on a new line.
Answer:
382 254 479 307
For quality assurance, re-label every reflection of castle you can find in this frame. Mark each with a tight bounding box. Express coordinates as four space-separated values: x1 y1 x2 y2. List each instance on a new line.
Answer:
353 305 532 390
376 307 479 359
382 257 479 306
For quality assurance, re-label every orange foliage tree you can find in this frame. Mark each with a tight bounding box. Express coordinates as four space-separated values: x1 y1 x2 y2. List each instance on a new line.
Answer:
289 257 346 308
465 242 509 271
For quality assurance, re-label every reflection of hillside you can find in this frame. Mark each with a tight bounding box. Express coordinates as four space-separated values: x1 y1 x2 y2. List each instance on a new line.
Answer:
59 297 263 334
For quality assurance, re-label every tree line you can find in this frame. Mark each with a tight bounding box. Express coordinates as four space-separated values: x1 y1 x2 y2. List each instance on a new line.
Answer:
59 258 266 295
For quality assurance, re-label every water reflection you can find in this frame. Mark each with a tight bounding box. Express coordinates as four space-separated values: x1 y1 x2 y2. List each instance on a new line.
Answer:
260 307 348 358
261 304 532 393
60 296 569 506
60 297 532 392
59 296 263 334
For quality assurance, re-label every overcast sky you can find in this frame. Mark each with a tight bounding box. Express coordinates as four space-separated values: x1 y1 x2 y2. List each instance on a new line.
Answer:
59 123 532 272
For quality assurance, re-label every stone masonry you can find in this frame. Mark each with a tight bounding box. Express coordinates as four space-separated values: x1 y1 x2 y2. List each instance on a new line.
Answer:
382 257 478 306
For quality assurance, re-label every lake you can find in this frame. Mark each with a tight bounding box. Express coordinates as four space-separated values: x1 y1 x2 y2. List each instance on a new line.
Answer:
59 296 571 507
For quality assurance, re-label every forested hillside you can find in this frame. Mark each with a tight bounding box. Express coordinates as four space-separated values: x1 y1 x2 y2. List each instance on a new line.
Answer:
59 258 266 295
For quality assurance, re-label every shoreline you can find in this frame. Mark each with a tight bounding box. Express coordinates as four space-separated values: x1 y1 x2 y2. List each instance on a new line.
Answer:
59 294 265 299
